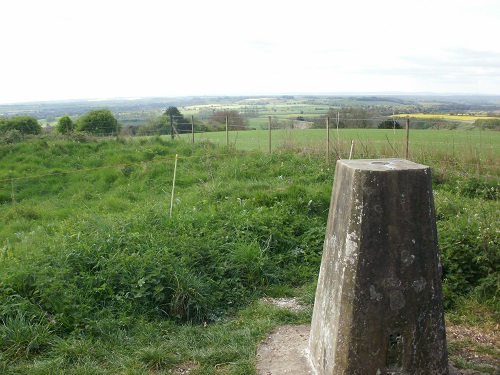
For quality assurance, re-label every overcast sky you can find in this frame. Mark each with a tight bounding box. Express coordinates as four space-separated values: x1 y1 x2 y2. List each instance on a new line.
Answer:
1 0 500 104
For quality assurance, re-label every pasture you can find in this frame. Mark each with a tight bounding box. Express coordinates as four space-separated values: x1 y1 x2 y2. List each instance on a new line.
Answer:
179 128 500 176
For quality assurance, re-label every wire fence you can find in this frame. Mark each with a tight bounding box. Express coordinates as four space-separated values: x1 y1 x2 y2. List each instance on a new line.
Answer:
1 116 499 194
158 115 500 177
0 121 498 257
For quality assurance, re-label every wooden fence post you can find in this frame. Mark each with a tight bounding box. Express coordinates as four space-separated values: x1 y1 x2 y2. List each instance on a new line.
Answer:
225 116 229 146
191 115 195 144
326 117 330 166
169 154 178 218
268 116 272 153
170 114 174 140
406 117 410 159
336 112 340 153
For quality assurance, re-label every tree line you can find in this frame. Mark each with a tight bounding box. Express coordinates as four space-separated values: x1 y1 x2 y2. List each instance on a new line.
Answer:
133 108 249 136
1 106 252 142
0 109 121 138
2 106 498 143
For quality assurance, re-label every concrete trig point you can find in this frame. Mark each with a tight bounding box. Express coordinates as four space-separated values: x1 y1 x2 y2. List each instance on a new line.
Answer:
309 159 449 374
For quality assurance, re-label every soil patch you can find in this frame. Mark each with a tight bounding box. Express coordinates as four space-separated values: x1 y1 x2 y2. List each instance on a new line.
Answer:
256 299 498 374
256 325 471 374
256 324 313 375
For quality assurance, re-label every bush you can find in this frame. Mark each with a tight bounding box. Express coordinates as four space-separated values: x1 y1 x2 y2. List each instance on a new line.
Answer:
0 129 23 144
378 119 402 129
0 116 41 135
56 116 74 134
435 187 499 310
474 118 500 130
76 109 120 136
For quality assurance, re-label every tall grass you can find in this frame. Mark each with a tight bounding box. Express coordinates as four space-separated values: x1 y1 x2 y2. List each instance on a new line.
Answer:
178 128 500 177
0 133 498 373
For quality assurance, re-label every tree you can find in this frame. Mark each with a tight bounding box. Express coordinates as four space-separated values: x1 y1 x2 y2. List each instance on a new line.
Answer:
378 119 402 129
0 115 41 135
165 106 182 117
474 118 500 130
76 109 120 135
56 116 74 134
137 115 169 136
165 106 191 134
325 107 373 128
210 110 248 131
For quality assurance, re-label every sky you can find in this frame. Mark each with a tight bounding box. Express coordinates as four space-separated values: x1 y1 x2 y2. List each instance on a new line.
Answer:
1 0 500 104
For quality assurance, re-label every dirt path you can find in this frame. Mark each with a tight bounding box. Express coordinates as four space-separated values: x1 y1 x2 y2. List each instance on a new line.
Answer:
256 324 313 375
255 324 473 374
256 298 498 374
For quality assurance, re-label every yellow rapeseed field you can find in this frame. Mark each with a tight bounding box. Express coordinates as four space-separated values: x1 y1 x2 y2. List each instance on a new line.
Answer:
394 113 495 122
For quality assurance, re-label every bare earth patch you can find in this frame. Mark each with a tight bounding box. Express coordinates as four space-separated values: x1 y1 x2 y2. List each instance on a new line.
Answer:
256 324 313 375
256 298 499 375
446 323 499 374
170 362 197 374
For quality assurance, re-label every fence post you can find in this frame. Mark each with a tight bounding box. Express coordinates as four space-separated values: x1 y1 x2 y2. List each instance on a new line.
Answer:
191 115 195 144
169 154 178 218
170 114 174 140
268 116 272 153
336 112 340 152
326 117 330 166
406 117 410 159
225 116 229 146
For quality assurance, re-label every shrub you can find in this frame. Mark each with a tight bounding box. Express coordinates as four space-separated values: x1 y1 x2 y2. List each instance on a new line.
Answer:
56 116 74 134
435 190 499 310
0 116 41 135
378 119 402 129
474 118 500 130
76 109 120 136
1 129 23 144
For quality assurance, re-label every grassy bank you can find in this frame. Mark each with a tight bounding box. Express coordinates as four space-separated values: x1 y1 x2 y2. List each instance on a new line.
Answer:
0 134 498 374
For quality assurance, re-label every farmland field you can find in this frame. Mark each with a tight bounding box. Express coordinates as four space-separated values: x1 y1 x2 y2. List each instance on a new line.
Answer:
399 113 498 122
177 128 500 176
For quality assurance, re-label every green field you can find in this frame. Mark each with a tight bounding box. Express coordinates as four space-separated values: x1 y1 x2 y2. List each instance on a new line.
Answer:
0 133 498 374
177 129 500 176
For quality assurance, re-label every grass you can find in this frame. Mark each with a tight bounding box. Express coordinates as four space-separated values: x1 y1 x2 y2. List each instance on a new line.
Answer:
0 132 498 373
176 128 500 177
6 303 311 375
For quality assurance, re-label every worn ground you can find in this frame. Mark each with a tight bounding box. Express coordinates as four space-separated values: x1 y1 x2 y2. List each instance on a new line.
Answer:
256 299 499 375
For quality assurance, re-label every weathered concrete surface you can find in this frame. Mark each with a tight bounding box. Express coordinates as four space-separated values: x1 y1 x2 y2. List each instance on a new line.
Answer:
309 159 449 374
